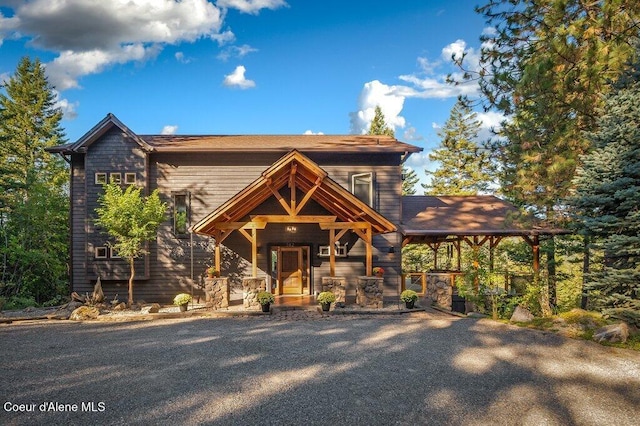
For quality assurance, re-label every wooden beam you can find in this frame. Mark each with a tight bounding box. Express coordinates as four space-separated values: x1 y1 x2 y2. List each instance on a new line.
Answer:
319 222 370 230
265 180 293 216
213 221 268 230
353 225 373 276
251 215 337 223
295 177 323 215
290 163 297 213
329 228 336 277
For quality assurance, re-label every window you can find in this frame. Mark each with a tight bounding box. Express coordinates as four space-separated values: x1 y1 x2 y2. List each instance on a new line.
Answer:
173 193 189 236
351 172 374 207
110 173 121 184
124 173 137 185
95 246 108 259
109 246 121 259
95 173 107 185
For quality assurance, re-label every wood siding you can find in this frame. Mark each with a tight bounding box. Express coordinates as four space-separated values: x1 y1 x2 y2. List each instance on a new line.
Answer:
72 141 404 303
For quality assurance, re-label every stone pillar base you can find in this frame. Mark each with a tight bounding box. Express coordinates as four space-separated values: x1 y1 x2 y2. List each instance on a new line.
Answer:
205 277 230 310
321 276 346 307
426 273 453 310
242 278 267 310
356 276 383 308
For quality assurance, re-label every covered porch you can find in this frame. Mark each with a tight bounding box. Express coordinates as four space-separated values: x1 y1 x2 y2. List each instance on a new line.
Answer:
191 150 397 309
400 196 568 311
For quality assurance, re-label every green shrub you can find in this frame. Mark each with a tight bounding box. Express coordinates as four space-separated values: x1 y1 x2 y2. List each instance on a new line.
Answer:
400 290 418 302
173 293 192 306
257 291 275 305
317 291 336 304
4 295 37 310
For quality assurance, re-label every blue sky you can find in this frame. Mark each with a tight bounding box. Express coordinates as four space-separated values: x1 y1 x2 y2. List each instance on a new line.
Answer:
0 0 500 189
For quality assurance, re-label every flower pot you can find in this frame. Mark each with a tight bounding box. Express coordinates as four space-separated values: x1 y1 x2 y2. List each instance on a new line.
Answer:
261 303 270 313
405 300 415 309
321 303 331 312
179 303 188 312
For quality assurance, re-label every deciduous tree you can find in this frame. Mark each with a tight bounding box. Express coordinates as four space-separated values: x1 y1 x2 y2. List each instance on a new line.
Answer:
95 183 166 306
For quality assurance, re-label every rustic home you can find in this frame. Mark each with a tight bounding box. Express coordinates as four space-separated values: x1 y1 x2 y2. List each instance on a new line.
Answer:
48 113 563 309
48 114 421 306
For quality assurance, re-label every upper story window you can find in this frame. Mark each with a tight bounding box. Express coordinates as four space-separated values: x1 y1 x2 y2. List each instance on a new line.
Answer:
124 173 137 185
95 173 107 185
351 172 374 207
173 193 189 237
109 173 121 184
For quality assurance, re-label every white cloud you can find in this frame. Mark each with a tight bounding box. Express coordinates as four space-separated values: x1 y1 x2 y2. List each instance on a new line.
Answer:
349 80 406 134
2 0 226 89
161 125 178 135
402 126 423 142
217 44 258 61
175 52 191 64
303 130 324 135
217 0 289 15
223 65 255 89
476 110 507 142
53 90 78 119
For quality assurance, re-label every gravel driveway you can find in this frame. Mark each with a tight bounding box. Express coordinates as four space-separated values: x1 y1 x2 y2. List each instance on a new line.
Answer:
1 311 639 426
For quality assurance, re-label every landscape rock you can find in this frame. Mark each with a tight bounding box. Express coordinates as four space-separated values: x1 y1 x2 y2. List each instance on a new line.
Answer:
143 303 161 314
112 302 127 311
510 305 534 323
92 278 105 303
69 306 100 321
593 323 629 344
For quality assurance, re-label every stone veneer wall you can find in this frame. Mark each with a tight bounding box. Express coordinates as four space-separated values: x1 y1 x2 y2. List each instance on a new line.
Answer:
424 273 460 310
242 278 267 310
321 276 347 307
355 276 383 308
204 277 230 310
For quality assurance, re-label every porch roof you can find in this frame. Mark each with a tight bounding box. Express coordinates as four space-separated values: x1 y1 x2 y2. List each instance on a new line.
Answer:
191 150 397 236
400 195 568 242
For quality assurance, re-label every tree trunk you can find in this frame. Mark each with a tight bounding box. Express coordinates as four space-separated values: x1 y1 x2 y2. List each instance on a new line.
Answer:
581 235 590 309
128 258 135 307
546 236 556 309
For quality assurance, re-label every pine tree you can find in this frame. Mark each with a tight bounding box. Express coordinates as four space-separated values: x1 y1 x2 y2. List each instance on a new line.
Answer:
423 98 491 195
402 167 419 195
0 57 69 304
572 56 640 326
367 105 394 137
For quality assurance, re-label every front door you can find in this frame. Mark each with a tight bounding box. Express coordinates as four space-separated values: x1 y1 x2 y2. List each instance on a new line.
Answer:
279 247 303 295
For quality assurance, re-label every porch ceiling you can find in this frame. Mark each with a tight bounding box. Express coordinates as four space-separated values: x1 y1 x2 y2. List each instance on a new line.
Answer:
191 149 396 236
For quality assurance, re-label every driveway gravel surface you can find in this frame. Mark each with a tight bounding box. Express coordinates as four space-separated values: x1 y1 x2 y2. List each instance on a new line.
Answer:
1 310 639 425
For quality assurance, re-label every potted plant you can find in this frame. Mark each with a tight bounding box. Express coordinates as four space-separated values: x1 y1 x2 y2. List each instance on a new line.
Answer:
257 291 275 313
173 293 192 312
373 266 384 277
206 267 219 278
400 289 418 309
317 291 336 312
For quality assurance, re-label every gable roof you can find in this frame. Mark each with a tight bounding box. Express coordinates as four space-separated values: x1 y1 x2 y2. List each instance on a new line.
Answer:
401 195 566 237
139 134 421 154
46 113 422 156
191 150 397 236
46 113 153 154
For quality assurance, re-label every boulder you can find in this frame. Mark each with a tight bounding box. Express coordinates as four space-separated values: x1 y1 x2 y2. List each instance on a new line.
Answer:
112 302 127 311
510 305 534 323
143 303 161 314
69 306 100 321
92 278 105 303
593 323 629 344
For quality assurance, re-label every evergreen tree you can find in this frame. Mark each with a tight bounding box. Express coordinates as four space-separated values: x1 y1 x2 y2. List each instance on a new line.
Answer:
572 56 640 326
402 167 419 195
0 57 69 304
95 183 167 306
367 105 394 137
423 98 491 195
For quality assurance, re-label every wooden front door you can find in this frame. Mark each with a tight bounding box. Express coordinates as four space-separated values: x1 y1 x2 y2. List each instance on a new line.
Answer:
279 247 303 295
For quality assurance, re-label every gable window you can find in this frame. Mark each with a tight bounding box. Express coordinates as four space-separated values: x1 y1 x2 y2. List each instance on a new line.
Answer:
95 246 108 259
351 172 374 207
173 193 189 236
110 173 121 184
124 173 137 185
95 173 107 185
109 246 121 259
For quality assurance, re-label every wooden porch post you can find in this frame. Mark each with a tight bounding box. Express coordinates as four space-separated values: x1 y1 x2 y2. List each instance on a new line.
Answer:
329 228 336 277
251 228 258 277
365 225 372 276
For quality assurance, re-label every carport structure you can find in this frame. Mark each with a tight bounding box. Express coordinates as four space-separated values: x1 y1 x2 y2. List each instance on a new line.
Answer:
400 195 568 276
